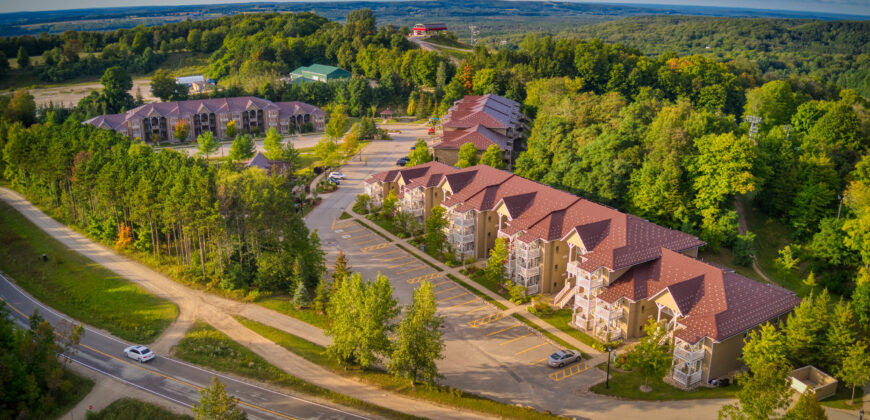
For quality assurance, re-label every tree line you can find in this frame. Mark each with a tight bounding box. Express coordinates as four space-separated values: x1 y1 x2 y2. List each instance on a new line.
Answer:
0 114 325 297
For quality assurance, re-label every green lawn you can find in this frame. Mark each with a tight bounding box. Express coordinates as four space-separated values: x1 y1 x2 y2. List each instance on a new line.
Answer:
86 398 192 420
355 219 394 242
0 201 177 343
534 308 600 349
237 317 566 420
466 268 504 297
394 243 443 271
340 211 352 220
590 363 738 400
255 295 329 329
174 321 418 420
819 384 864 411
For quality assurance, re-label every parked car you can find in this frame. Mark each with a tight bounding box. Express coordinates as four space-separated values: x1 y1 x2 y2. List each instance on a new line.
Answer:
410 144 416 150
124 345 156 363
329 171 346 179
397 157 410 166
327 177 340 185
547 349 581 368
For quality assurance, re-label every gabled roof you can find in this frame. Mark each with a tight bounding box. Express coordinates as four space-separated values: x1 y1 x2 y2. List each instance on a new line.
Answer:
244 152 290 174
290 64 351 78
433 124 512 151
598 248 801 343
442 94 524 130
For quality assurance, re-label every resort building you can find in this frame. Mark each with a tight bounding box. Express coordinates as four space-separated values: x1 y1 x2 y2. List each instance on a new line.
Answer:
85 97 325 142
287 64 351 84
365 162 801 388
412 23 448 37
433 94 527 170
175 75 215 94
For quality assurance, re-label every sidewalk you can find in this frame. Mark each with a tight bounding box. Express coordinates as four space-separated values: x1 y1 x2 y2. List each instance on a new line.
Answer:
347 207 600 356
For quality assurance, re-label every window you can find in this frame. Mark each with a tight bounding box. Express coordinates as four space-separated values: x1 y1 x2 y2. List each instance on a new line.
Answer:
556 246 559 252
488 216 491 222
487 232 491 237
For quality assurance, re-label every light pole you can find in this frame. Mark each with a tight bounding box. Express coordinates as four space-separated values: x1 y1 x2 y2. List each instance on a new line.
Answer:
605 345 613 389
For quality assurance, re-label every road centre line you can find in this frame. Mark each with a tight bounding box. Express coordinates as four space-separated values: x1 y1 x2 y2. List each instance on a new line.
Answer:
486 324 522 336
500 333 535 346
515 342 549 356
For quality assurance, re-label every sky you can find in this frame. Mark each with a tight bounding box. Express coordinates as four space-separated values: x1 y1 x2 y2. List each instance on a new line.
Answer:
1 0 868 16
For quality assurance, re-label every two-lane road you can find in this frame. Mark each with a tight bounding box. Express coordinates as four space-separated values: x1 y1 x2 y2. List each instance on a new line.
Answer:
0 272 370 420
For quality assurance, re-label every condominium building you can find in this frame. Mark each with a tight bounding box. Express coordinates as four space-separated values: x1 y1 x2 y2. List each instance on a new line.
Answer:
433 94 527 169
365 163 801 388
85 96 324 143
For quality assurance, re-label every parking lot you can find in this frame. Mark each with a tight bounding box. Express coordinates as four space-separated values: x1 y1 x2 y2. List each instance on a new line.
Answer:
331 217 605 405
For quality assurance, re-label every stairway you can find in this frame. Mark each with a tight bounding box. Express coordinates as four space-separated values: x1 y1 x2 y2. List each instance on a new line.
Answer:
554 280 575 308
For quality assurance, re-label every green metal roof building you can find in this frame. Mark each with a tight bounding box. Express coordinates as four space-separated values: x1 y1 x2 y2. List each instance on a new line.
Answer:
289 64 351 83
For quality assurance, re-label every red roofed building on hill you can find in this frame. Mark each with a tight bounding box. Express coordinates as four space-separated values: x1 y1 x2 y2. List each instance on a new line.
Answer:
433 94 527 170
85 96 325 143
412 23 448 36
365 162 800 388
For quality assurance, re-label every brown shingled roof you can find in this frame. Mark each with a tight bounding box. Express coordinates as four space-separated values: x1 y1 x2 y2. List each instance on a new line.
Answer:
598 248 801 344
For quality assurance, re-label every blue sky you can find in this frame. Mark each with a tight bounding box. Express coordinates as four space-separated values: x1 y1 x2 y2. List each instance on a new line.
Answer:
2 0 869 16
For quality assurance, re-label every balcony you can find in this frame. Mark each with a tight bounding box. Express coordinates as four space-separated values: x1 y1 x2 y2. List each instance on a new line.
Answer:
452 232 474 244
516 265 539 278
674 347 705 363
673 369 703 387
572 311 590 330
595 305 623 322
567 260 583 278
576 275 604 292
595 327 623 342
453 216 475 227
516 247 540 260
574 296 591 311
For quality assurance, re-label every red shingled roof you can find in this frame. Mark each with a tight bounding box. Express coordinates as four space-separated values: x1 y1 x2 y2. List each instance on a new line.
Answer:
598 248 801 344
442 94 523 130
432 124 512 151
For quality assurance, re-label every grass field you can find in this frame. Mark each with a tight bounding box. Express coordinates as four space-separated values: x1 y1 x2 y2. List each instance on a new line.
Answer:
533 308 600 349
819 384 864 411
237 317 566 420
590 363 738 400
174 321 418 420
0 200 177 343
255 296 329 329
86 398 192 420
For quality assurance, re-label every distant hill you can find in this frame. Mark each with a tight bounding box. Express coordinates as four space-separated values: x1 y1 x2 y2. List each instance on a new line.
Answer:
0 0 866 37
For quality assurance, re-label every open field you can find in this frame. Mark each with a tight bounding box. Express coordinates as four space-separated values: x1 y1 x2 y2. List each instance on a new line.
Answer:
0 199 177 343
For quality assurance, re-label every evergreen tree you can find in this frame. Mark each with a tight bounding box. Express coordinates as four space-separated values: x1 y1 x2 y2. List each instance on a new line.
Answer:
784 390 827 420
389 281 445 386
480 144 505 169
197 131 219 159
16 46 29 69
783 291 827 367
229 134 255 161
193 377 247 420
293 277 310 307
313 280 328 315
332 251 350 285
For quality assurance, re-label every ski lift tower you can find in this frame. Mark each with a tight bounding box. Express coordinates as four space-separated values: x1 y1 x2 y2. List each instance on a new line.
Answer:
744 115 762 143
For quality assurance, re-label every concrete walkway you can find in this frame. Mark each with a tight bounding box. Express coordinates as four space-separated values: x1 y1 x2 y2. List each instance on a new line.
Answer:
0 186 490 420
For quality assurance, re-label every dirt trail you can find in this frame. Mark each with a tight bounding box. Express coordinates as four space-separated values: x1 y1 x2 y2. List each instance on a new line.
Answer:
734 196 773 284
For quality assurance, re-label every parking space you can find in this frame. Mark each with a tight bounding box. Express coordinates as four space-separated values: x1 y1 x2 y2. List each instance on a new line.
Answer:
331 215 600 390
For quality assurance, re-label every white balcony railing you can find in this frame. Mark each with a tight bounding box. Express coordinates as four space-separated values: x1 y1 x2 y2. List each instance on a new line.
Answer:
553 281 573 306
526 283 539 295
572 311 590 329
516 247 540 260
516 265 539 278
595 305 623 322
452 232 474 244
574 296 591 311
674 347 705 363
577 275 604 292
453 216 475 227
567 260 583 278
673 369 703 386
595 327 623 342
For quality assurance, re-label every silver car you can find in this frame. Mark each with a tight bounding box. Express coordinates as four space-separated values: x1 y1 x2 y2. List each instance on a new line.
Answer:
547 349 581 368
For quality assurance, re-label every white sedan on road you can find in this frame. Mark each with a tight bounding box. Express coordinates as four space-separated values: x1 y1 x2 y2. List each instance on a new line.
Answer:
124 345 156 363
328 171 346 180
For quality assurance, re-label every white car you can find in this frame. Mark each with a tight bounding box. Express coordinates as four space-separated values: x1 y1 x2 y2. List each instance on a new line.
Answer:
124 345 156 363
328 172 346 180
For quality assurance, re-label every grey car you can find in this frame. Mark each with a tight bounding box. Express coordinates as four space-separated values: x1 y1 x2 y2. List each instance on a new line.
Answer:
547 349 581 368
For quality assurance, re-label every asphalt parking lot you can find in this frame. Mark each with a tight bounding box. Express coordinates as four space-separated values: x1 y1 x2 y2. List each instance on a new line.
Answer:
331 217 605 405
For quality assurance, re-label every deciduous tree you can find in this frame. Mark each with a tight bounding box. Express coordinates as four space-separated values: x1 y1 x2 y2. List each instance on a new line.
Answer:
197 131 219 159
424 206 447 256
836 340 870 405
229 134 255 161
174 120 190 142
408 138 432 166
456 142 478 168
480 144 505 169
192 377 247 420
626 318 672 390
389 281 444 386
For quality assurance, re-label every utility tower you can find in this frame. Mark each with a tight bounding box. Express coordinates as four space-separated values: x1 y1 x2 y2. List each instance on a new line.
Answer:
744 115 762 143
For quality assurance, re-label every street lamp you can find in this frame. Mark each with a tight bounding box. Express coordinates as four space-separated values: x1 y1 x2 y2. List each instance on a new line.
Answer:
605 345 613 389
